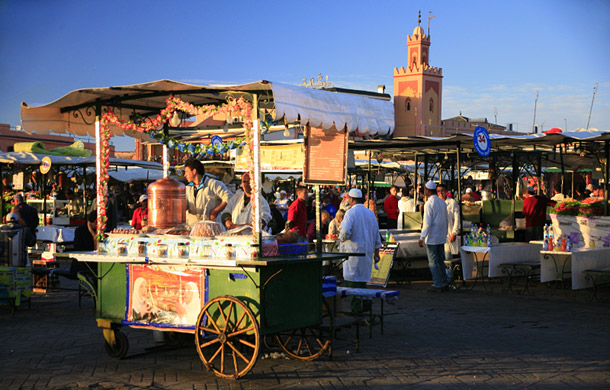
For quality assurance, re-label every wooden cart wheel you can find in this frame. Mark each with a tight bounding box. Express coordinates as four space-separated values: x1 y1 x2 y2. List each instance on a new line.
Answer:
104 330 129 359
275 298 333 361
195 295 260 379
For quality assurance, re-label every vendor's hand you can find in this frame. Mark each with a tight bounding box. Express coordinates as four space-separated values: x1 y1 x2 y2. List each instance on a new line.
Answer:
374 254 381 263
418 239 423 247
209 213 217 221
449 233 456 243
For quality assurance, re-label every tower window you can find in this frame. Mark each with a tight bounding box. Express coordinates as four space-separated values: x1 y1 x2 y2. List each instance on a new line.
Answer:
406 98 411 111
429 98 434 112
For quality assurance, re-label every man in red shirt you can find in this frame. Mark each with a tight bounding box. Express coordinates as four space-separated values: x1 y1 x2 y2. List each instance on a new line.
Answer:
287 185 308 238
522 187 555 241
384 185 399 229
131 195 148 231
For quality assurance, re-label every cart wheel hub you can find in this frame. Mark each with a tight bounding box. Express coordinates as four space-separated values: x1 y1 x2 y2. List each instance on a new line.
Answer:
218 333 227 344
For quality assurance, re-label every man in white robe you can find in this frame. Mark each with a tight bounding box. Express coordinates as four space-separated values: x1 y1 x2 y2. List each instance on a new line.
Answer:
436 183 461 260
339 188 382 313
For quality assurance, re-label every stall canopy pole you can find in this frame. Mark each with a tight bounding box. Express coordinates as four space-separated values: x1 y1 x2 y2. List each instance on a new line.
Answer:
367 151 372 203
604 141 610 216
511 152 518 230
456 143 464 245
560 145 565 196
252 94 262 246
536 152 542 195
95 104 103 240
413 153 418 212
162 123 169 178
315 185 321 253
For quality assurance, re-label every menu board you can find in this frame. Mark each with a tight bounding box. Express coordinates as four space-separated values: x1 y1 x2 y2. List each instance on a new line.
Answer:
235 143 304 172
304 126 348 185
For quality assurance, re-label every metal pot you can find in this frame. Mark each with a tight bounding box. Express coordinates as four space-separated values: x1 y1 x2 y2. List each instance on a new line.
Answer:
147 177 186 229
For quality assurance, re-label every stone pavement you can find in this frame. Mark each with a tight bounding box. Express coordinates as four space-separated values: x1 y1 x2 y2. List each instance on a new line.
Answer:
1 278 609 390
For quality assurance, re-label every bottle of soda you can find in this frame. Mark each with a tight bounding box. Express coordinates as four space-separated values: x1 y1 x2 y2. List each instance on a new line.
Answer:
561 235 567 252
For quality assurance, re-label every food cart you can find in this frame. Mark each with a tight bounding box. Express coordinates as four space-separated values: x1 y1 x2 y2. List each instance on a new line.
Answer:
21 80 395 378
71 245 347 378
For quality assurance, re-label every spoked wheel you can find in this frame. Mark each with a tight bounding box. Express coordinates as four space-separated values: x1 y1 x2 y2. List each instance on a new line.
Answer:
275 298 333 361
195 295 260 379
104 330 129 359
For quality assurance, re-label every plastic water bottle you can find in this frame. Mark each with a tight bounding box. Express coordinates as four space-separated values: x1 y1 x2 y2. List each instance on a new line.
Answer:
543 224 549 241
549 228 554 250
487 233 492 247
543 236 549 251
566 236 572 252
385 230 390 242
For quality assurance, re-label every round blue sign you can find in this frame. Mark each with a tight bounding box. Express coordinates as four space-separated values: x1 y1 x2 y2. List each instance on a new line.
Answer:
473 126 491 157
211 135 223 149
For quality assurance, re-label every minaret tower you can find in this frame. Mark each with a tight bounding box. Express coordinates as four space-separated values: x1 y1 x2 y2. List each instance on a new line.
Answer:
393 11 443 137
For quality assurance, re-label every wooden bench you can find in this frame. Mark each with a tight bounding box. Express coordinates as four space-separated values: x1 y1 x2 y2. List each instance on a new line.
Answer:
583 267 610 301
498 261 541 295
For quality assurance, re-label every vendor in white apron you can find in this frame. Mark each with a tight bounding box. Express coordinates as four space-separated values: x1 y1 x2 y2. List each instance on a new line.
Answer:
184 159 231 226
436 183 461 260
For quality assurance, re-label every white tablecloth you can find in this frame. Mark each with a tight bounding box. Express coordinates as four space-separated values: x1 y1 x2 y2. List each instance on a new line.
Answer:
460 243 542 280
540 247 610 289
36 225 77 243
389 232 427 259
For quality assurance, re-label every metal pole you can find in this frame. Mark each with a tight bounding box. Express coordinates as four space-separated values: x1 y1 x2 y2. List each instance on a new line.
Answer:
537 153 542 196
604 141 610 216
162 122 169 179
413 153 419 212
456 143 464 246
252 94 262 248
367 152 372 204
315 185 321 253
560 145 565 196
511 152 518 230
95 104 103 240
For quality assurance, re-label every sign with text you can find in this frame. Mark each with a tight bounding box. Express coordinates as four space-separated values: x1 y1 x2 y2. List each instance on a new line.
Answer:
304 126 348 185
235 143 304 172
369 244 398 287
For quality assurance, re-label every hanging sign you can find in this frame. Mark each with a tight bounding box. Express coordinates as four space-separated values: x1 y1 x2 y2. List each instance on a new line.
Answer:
211 135 224 151
40 156 52 174
304 126 348 185
473 126 491 157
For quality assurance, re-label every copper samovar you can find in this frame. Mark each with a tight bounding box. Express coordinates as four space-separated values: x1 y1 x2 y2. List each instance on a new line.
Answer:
147 177 186 228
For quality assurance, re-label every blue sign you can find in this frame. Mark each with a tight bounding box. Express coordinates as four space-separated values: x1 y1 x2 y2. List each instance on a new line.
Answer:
473 126 491 157
211 135 223 149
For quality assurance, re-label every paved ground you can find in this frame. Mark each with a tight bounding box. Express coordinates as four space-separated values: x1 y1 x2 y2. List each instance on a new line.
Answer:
1 276 609 390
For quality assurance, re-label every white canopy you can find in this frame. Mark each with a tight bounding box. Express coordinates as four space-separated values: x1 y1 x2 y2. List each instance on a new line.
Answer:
20 80 394 137
0 151 162 169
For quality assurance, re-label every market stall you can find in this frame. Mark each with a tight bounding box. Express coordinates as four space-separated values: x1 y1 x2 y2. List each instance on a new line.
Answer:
21 80 394 378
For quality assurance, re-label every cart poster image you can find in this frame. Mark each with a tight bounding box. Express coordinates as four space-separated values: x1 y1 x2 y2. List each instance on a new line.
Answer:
368 244 397 287
125 264 207 329
304 126 348 185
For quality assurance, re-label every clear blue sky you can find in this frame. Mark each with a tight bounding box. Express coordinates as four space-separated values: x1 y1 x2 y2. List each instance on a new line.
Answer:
1 0 608 151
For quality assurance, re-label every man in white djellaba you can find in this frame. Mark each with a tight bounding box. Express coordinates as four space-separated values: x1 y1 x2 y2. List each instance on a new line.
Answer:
339 188 382 313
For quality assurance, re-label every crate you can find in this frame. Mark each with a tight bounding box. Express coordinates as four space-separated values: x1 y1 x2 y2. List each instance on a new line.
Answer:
32 260 60 293
277 242 309 256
